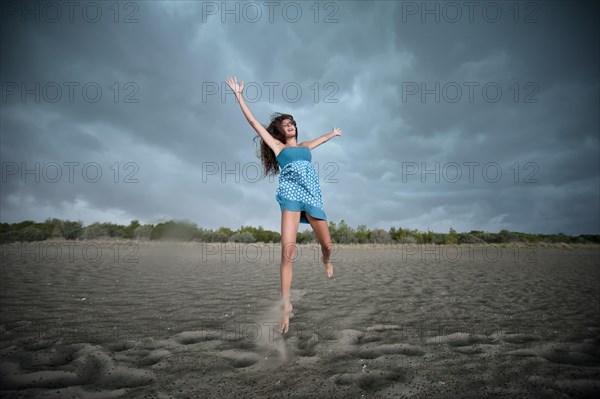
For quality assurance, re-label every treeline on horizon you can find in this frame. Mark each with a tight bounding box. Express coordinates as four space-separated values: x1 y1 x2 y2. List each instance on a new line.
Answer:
0 218 598 245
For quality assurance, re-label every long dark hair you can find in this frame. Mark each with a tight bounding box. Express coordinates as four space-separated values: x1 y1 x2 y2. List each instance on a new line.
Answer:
253 112 297 177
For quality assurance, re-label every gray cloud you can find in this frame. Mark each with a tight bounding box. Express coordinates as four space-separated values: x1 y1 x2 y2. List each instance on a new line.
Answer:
1 0 598 235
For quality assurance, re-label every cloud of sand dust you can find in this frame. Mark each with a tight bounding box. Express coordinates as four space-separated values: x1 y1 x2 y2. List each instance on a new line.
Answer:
253 288 309 362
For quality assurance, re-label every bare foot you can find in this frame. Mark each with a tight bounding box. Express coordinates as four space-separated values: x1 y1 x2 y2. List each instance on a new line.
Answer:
325 262 334 278
278 300 293 334
323 257 334 278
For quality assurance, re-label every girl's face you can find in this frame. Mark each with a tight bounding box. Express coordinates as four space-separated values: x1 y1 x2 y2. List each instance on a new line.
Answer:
281 119 296 138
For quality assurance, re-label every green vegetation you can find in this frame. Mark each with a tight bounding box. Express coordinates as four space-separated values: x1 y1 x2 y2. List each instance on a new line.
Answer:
0 218 598 245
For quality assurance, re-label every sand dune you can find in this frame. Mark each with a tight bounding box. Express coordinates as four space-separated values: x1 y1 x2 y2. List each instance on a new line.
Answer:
1 241 599 398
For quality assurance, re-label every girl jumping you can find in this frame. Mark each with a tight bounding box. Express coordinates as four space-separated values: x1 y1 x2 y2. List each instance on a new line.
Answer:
225 76 342 334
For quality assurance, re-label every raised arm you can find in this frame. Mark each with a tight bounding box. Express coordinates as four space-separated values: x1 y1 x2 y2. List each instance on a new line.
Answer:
225 76 282 151
300 125 343 150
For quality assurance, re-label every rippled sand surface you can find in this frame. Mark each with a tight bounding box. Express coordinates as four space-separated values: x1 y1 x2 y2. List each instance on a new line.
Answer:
1 241 599 398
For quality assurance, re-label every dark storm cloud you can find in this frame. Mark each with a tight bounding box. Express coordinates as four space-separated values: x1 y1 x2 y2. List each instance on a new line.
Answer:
0 0 598 234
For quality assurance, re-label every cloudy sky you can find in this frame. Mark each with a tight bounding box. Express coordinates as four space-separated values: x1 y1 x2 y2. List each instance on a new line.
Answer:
1 0 598 235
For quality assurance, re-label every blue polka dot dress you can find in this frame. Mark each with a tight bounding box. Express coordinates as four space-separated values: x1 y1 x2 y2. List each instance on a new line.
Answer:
275 146 327 224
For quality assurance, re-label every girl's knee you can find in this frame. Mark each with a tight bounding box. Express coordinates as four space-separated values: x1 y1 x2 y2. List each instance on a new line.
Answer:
281 242 298 262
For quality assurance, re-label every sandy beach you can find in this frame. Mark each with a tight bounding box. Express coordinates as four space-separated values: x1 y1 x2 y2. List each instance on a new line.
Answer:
1 240 599 398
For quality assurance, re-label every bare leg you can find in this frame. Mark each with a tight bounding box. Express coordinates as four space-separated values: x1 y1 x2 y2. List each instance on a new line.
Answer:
305 213 334 278
279 210 300 334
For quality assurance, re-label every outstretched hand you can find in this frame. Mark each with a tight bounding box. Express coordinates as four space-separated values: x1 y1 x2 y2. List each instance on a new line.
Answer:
225 76 244 95
331 125 343 137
